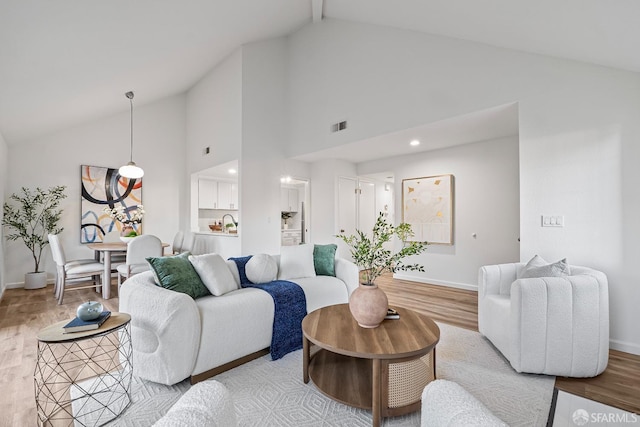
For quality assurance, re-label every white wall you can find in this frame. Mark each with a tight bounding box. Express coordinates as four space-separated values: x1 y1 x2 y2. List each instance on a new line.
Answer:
0 131 8 297
5 95 186 285
186 50 242 235
284 18 640 353
239 38 288 256
359 137 520 289
186 50 242 175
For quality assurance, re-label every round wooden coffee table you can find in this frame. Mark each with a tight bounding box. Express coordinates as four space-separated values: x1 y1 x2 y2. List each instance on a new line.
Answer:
302 304 440 427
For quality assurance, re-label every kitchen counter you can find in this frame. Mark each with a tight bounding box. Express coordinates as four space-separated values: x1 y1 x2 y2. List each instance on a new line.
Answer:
195 231 238 237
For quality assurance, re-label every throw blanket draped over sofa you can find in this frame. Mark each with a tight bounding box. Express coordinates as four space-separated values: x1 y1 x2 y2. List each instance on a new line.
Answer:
231 256 307 360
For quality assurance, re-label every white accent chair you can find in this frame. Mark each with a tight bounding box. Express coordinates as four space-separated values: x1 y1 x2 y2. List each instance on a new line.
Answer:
48 233 105 304
478 262 609 377
421 380 506 427
117 234 163 293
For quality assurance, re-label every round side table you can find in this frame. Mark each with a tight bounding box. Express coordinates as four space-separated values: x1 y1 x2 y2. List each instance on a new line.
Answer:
34 312 133 426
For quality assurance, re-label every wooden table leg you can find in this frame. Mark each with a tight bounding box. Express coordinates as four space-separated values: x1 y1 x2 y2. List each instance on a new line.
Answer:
102 252 111 299
303 336 309 383
372 358 381 427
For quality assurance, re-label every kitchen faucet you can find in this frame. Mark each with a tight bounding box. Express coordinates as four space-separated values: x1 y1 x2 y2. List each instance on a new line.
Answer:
221 214 238 232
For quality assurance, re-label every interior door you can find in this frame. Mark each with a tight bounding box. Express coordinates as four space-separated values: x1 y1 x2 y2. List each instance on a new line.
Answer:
338 177 357 238
358 180 376 237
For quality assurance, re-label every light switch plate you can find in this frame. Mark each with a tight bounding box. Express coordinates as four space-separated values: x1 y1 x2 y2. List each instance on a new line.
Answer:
541 215 564 227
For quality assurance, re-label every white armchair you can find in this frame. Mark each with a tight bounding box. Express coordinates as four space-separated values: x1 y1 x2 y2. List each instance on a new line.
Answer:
478 261 609 377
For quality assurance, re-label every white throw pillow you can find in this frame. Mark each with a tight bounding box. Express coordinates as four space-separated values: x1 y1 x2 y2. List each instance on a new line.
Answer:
278 244 316 280
519 255 571 279
245 254 278 284
189 253 238 296
517 254 547 278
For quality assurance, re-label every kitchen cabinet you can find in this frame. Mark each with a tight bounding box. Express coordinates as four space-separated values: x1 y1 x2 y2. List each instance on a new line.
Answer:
198 179 218 209
217 182 238 210
281 229 302 246
199 179 238 210
280 187 299 212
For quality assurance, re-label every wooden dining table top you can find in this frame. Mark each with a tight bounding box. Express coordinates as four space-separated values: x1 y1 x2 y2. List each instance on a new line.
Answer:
87 241 169 251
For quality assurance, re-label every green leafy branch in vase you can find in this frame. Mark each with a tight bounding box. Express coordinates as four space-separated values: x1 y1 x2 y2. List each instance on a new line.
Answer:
336 212 428 285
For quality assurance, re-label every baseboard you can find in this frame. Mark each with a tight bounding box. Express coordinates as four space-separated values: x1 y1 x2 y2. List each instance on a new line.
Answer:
392 273 477 292
6 278 55 289
610 338 640 356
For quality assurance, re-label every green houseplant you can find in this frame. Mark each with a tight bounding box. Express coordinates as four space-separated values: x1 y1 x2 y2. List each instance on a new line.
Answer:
337 212 428 327
2 186 67 289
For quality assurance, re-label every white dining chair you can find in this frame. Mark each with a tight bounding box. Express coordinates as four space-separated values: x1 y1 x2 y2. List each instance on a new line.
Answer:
117 234 163 294
48 233 105 304
172 231 184 255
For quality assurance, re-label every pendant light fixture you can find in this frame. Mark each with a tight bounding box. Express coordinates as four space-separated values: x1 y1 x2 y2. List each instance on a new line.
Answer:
118 91 144 179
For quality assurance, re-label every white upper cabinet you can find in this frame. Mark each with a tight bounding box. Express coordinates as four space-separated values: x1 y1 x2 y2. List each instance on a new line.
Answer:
198 179 218 209
199 179 238 210
281 187 299 212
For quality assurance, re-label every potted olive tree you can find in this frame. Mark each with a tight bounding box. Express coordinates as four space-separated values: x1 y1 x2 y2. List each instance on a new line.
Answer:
2 186 67 289
337 212 428 328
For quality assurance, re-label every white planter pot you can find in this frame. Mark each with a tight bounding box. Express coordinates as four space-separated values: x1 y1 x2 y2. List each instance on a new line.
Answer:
24 272 47 290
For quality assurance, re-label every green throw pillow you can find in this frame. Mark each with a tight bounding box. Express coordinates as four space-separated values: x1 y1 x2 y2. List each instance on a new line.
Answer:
147 252 211 299
313 244 337 276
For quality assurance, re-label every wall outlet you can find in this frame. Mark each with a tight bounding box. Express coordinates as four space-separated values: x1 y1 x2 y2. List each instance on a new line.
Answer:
203 146 210 155
541 215 564 227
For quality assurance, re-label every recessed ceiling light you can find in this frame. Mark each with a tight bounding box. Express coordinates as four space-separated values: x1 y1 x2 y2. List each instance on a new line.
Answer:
410 139 420 146
228 168 237 174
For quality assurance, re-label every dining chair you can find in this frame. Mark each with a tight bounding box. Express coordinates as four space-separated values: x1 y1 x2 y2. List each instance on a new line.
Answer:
117 234 163 294
48 233 105 304
181 232 194 253
172 231 184 255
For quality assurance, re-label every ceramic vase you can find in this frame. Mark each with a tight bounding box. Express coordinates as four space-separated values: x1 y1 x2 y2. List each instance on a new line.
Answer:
349 283 388 328
121 225 135 237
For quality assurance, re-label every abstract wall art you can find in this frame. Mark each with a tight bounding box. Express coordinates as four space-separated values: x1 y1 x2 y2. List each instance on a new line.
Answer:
80 165 142 243
402 174 454 245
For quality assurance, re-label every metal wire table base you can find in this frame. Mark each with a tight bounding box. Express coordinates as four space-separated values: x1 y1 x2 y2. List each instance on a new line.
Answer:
34 323 133 427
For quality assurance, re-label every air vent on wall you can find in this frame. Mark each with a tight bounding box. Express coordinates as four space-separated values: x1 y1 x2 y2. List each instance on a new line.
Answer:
331 120 347 133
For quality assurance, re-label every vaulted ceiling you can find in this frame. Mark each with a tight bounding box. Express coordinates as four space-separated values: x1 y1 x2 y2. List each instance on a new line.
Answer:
1 0 638 145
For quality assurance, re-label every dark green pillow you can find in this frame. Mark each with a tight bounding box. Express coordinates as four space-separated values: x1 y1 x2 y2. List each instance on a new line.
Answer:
146 252 210 299
313 244 337 276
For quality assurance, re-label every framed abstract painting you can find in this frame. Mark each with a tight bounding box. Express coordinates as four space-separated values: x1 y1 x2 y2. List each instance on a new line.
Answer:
80 165 142 243
402 174 454 245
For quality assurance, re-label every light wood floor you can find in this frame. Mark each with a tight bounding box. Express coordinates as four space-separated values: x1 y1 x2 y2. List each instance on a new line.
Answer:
1 276 638 426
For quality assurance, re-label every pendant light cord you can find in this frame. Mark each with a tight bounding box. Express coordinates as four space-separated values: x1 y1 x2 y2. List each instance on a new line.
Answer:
126 91 134 162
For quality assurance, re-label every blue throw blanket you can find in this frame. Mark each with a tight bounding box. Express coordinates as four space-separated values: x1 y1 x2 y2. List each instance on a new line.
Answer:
230 256 307 360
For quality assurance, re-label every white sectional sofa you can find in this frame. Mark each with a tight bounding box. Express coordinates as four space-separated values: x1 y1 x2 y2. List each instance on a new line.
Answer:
120 246 359 386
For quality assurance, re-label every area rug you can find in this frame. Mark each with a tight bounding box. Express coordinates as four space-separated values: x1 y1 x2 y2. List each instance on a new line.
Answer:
548 389 639 427
103 322 554 426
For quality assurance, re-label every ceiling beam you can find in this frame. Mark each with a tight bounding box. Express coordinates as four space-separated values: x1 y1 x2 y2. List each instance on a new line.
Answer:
312 0 324 23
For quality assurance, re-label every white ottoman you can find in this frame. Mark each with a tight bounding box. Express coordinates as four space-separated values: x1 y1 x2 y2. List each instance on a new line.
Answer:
421 380 507 427
153 380 237 427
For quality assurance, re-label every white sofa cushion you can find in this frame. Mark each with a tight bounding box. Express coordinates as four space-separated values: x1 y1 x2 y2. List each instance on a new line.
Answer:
278 244 316 280
245 254 278 284
292 276 350 312
193 288 274 376
189 253 238 296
